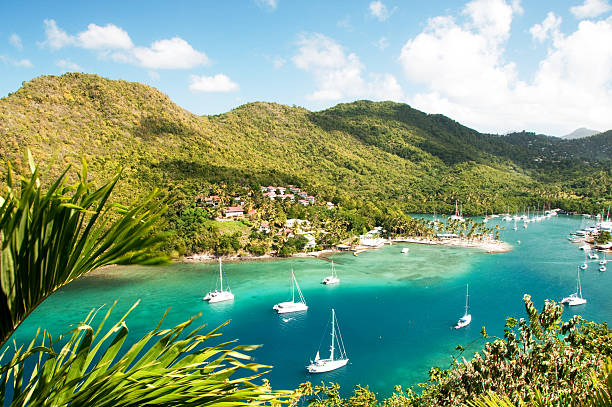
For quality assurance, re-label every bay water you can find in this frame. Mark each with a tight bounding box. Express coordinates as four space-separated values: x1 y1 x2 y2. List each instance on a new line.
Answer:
9 216 611 396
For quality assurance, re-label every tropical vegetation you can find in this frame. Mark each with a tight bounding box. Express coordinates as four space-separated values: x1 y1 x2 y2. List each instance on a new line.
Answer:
294 295 612 407
0 156 290 406
1 73 610 256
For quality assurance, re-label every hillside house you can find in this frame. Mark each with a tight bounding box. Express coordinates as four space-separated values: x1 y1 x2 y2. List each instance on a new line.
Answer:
203 195 221 207
298 199 309 206
223 206 244 218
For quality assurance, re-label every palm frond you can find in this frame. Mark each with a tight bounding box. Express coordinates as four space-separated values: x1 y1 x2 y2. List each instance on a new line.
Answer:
0 153 170 346
0 302 292 406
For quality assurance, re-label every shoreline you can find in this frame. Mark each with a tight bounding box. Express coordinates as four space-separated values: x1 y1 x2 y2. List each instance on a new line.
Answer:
182 248 337 263
391 237 512 253
182 237 511 263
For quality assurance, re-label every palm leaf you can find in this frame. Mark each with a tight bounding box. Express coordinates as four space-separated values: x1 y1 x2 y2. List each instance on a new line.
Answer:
0 152 171 346
0 303 292 406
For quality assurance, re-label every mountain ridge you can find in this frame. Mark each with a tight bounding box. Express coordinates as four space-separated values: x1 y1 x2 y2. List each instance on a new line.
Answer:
0 73 610 217
561 127 600 139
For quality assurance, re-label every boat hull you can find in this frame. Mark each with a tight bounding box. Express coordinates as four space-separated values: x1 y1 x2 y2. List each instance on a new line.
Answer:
561 294 587 306
454 314 472 329
204 291 234 303
307 358 348 373
322 276 340 285
273 301 308 313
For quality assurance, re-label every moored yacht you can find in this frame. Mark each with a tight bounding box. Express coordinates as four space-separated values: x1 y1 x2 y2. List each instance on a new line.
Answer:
203 258 235 303
450 200 465 222
307 309 349 373
454 284 472 329
561 268 587 306
273 269 308 313
588 252 599 260
322 261 340 285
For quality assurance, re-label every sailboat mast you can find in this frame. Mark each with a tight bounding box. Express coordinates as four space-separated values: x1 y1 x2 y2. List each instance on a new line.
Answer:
465 284 469 315
291 270 295 302
219 258 223 291
330 309 336 361
577 269 582 298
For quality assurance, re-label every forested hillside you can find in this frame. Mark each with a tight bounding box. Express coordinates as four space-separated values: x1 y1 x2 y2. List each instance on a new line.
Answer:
0 73 610 254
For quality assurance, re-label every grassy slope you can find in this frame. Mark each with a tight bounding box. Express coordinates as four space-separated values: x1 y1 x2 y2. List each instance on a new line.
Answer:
0 73 610 214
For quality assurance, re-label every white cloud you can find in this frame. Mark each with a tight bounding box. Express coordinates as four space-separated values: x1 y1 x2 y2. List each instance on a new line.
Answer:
41 19 75 49
56 59 82 71
273 56 286 68
570 0 612 19
189 74 239 92
256 0 278 10
77 23 133 50
369 1 395 21
40 20 208 70
398 0 612 135
0 56 33 68
462 0 514 43
293 33 403 101
375 36 390 50
132 38 208 69
9 34 22 50
510 0 524 15
337 16 353 31
529 12 562 43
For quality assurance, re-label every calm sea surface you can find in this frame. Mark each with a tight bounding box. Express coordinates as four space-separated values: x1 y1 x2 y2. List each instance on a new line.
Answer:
9 216 611 396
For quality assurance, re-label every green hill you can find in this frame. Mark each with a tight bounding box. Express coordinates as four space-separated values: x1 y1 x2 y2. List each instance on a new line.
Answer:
0 74 610 240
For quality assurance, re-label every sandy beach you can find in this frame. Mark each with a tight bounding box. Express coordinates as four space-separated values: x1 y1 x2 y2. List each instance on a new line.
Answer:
183 237 510 263
392 237 512 253
182 248 337 263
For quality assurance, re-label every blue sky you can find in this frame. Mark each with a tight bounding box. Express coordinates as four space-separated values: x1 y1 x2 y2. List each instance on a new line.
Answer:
1 0 612 136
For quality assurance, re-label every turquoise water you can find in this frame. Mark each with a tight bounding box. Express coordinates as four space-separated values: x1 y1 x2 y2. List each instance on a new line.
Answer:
9 216 612 396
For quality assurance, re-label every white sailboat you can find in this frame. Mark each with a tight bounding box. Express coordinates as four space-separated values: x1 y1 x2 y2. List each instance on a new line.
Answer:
561 268 587 306
322 261 340 285
450 200 465 222
203 258 234 303
454 284 472 329
307 309 349 373
273 269 308 313
580 250 589 270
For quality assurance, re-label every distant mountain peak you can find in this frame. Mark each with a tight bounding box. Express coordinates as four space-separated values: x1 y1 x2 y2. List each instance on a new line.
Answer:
562 127 600 139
